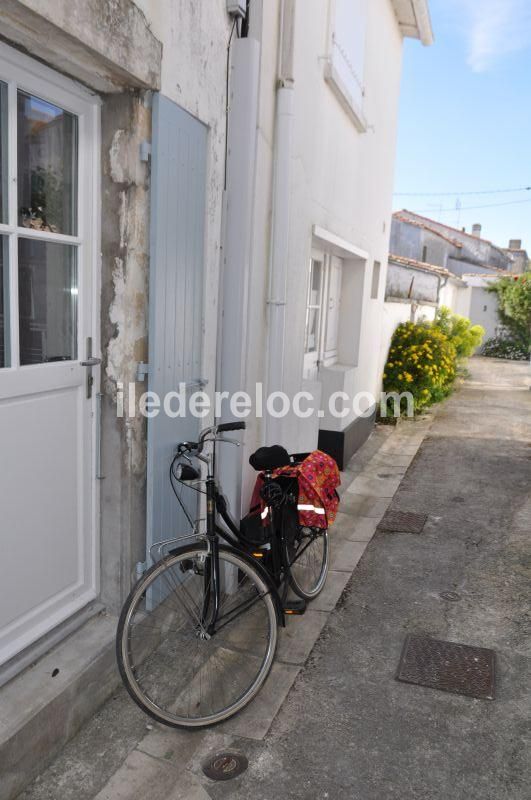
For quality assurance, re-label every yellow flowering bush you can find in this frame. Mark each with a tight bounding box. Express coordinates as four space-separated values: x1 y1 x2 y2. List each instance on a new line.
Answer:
383 321 457 412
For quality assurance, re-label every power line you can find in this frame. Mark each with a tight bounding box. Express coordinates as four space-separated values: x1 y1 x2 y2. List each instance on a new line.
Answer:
411 198 531 213
394 186 531 197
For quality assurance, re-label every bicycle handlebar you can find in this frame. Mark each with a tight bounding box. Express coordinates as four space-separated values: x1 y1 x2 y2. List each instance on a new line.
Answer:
217 421 246 433
177 421 246 457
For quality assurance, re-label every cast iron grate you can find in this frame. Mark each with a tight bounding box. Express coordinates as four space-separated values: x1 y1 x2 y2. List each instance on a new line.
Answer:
396 635 496 700
378 510 427 534
202 752 248 781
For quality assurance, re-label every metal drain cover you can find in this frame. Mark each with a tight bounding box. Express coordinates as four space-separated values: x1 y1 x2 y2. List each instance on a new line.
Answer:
378 510 427 534
202 751 248 781
396 635 496 700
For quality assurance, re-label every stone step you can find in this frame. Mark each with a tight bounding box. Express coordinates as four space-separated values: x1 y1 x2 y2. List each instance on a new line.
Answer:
0 613 119 800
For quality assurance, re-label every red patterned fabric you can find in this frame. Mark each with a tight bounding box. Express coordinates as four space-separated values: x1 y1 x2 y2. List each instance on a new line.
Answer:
250 450 341 529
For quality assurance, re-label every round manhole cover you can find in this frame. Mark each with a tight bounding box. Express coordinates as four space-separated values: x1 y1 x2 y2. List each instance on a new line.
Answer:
202 751 248 781
440 591 461 602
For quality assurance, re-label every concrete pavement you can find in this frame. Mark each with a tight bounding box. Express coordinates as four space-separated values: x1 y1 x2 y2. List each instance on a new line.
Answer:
17 358 531 799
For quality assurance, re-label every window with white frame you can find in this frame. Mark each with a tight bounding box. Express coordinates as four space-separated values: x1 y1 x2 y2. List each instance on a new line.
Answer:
328 0 368 119
305 258 323 355
0 76 82 368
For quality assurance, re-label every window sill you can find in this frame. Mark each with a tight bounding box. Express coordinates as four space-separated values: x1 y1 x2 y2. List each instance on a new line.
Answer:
323 59 368 134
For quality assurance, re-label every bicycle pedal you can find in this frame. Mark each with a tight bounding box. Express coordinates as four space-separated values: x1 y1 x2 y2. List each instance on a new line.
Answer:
283 600 307 615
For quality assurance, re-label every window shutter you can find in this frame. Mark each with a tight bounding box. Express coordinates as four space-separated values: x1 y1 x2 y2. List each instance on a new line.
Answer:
333 0 368 110
146 94 208 561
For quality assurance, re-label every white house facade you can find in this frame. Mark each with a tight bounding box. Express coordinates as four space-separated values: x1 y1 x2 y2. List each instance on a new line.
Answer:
0 2 432 796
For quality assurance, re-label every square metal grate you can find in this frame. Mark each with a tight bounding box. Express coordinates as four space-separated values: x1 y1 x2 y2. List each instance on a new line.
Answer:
378 509 427 534
396 635 496 700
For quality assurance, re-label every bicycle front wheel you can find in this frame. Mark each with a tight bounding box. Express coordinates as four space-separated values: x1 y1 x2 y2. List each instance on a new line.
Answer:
117 543 278 728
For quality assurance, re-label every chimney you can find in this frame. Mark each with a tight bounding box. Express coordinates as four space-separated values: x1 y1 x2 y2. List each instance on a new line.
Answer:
509 239 522 250
472 223 482 237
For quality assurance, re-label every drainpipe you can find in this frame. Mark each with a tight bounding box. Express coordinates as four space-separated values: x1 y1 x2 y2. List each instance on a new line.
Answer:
265 0 296 445
437 275 448 306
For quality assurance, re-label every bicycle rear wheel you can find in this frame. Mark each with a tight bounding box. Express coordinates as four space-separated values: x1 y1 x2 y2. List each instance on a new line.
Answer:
282 504 329 600
117 543 278 728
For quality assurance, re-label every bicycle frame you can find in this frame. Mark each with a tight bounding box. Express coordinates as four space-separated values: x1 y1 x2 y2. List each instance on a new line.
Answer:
201 455 286 633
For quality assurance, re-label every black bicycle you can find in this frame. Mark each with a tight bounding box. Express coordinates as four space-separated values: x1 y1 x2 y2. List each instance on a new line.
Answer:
116 421 329 728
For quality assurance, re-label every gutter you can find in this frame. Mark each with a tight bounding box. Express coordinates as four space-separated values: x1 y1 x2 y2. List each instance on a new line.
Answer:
412 0 434 46
265 0 296 444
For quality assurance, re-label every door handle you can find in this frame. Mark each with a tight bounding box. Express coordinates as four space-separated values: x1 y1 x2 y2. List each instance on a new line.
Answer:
81 357 102 367
82 338 101 399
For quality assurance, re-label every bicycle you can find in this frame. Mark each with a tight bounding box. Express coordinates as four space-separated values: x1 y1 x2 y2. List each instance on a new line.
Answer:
116 421 330 728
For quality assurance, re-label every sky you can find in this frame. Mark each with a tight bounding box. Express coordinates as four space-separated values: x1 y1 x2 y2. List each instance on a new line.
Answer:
393 0 531 251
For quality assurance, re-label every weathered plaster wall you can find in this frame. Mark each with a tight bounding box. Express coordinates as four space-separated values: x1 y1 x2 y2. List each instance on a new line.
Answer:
386 262 439 303
0 0 161 91
134 0 233 409
390 218 422 260
100 92 152 611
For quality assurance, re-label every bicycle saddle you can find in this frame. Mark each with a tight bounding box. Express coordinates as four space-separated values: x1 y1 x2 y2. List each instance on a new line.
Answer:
249 445 291 471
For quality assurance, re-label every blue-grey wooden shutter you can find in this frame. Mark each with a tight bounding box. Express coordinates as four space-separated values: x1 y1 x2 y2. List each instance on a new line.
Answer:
146 94 207 561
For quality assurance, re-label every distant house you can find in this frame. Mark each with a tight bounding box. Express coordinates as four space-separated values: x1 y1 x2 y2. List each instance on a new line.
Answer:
391 211 513 275
385 211 525 341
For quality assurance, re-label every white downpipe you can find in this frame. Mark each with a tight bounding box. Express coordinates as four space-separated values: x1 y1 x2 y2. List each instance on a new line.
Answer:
265 0 296 445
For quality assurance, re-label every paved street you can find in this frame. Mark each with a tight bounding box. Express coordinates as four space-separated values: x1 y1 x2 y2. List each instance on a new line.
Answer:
19 358 531 799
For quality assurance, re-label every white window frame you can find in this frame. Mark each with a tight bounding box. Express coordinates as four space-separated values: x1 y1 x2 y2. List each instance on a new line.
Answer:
321 255 342 364
303 252 343 379
0 42 101 374
304 256 325 356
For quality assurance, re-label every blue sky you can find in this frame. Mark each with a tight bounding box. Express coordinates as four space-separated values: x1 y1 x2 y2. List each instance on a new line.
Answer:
393 0 531 251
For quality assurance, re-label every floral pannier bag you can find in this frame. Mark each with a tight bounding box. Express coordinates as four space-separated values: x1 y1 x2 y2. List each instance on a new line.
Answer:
250 450 341 530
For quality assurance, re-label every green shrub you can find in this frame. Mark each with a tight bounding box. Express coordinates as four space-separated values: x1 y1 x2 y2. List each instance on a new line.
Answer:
382 321 457 413
481 336 529 361
432 306 485 359
487 273 531 354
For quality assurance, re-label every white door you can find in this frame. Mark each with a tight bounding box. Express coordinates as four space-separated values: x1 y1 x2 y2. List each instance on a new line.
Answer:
0 45 100 666
303 256 324 380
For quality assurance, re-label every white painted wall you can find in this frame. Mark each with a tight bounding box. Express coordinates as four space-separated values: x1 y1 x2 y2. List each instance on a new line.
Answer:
440 276 499 340
468 287 499 340
238 0 406 505
379 298 439 377
136 1 421 513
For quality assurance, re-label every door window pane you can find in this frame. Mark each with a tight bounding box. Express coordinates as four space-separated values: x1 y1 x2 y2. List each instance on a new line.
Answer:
18 239 77 365
305 259 322 353
17 91 78 235
0 236 9 367
0 81 7 224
